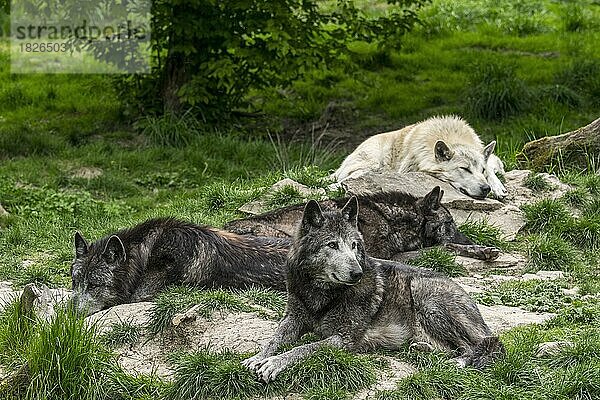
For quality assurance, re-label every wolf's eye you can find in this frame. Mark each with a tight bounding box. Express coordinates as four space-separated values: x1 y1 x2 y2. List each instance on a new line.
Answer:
327 242 339 250
461 167 470 172
351 242 357 249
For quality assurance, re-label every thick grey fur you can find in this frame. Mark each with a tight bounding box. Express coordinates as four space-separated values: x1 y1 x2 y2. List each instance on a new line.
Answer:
243 198 504 382
226 187 498 260
71 218 289 315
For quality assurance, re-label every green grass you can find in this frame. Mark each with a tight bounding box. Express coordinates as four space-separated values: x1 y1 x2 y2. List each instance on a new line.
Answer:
475 279 574 313
167 346 377 400
523 234 580 273
2 0 600 398
101 321 142 348
408 247 467 277
523 172 555 192
459 219 509 249
0 303 113 399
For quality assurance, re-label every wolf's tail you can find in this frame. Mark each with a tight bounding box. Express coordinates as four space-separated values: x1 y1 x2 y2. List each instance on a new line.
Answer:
470 336 506 369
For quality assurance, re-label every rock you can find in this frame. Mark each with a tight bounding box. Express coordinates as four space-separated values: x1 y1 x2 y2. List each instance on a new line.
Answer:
456 252 525 272
19 283 71 322
239 178 327 215
172 304 202 327
95 307 279 379
340 172 504 212
562 287 580 297
450 205 525 241
536 341 574 357
478 304 555 334
86 302 154 333
502 170 571 208
71 167 103 180
0 203 8 216
522 270 565 281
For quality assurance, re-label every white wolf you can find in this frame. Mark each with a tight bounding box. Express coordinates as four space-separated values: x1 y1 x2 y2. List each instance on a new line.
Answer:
332 115 507 200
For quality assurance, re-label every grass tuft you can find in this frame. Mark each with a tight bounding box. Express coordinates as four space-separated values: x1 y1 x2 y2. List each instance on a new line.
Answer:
101 321 142 348
524 234 580 272
459 219 508 250
168 349 270 400
283 346 376 393
408 247 467 277
467 60 530 120
561 188 589 209
522 199 571 233
523 173 554 192
267 185 305 208
2 305 114 399
136 112 200 148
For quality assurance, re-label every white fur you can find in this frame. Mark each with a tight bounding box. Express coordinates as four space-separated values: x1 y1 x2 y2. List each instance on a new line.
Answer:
332 115 507 199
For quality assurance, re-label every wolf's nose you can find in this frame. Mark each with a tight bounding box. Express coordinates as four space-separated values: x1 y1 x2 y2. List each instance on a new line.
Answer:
350 270 363 281
481 184 491 197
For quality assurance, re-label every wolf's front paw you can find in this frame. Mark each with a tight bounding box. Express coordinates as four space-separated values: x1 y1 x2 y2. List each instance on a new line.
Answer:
255 355 286 383
409 341 434 352
242 353 264 370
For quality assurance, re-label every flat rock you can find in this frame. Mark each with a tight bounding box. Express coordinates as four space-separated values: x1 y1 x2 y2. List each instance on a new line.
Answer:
456 252 525 272
99 308 278 379
503 170 571 208
478 304 555 334
86 301 154 333
450 205 525 241
341 172 504 211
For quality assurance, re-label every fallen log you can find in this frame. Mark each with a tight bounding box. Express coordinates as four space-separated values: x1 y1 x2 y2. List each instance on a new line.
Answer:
517 117 600 171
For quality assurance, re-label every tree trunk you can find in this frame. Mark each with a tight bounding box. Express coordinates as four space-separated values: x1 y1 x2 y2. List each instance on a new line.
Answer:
517 117 600 171
161 49 188 115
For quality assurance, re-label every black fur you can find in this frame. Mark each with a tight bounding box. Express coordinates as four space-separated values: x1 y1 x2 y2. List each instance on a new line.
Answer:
71 218 289 314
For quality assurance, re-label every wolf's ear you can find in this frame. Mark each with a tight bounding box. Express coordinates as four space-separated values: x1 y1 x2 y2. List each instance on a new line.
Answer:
434 141 454 162
341 196 359 226
102 235 126 264
483 141 496 161
301 200 324 233
423 186 442 211
74 231 88 258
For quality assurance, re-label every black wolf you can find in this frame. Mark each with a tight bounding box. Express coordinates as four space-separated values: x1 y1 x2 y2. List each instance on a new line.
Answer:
71 218 289 315
243 198 504 382
227 187 497 261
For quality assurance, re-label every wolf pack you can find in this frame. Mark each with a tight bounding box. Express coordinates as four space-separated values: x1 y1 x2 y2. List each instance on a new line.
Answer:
71 115 508 382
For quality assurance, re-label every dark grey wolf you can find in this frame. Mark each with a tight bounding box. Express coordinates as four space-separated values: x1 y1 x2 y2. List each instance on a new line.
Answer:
243 198 504 382
71 218 289 315
226 187 498 261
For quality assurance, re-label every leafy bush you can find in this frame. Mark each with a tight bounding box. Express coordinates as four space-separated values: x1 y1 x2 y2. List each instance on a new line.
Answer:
116 0 427 117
